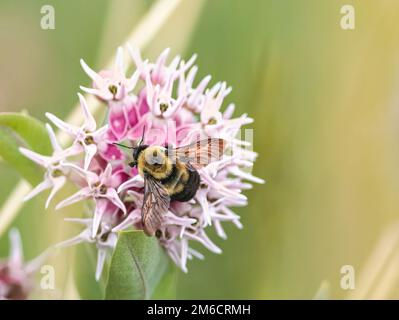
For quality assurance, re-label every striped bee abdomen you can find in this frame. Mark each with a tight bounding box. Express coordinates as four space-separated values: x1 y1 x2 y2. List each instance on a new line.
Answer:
160 162 200 202
170 168 200 202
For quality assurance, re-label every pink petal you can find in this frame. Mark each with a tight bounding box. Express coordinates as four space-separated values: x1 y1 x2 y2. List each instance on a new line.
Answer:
127 116 150 141
127 105 139 127
109 104 128 139
98 143 124 161
104 128 118 143
137 90 150 115
109 169 130 189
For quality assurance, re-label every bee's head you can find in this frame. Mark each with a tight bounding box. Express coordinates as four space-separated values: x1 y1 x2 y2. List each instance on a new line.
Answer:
142 146 168 167
112 126 149 168
129 144 149 167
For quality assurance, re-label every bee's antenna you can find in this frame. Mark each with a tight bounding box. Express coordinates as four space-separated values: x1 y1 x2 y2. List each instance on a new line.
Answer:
113 142 134 149
139 126 146 146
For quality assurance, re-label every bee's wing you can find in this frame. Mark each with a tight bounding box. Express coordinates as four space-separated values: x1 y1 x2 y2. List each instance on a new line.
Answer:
142 173 170 236
171 138 226 169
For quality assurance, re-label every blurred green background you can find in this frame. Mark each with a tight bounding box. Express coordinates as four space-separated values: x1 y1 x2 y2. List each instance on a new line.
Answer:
1 0 399 299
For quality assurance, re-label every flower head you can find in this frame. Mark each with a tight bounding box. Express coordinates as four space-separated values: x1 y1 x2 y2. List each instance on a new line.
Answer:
19 124 80 208
0 229 48 299
20 46 264 279
45 93 108 170
80 47 140 102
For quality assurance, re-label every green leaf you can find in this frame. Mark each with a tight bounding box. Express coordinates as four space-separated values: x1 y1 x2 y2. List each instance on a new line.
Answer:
105 230 171 300
152 263 178 299
0 112 52 185
0 112 52 155
73 243 106 300
0 127 42 185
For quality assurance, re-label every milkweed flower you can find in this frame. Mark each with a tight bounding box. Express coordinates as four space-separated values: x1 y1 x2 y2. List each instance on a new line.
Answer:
19 124 82 209
20 46 264 279
45 93 109 170
0 229 48 300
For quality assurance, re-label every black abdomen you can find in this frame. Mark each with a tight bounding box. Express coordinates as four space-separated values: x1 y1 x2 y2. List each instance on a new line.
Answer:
170 169 200 202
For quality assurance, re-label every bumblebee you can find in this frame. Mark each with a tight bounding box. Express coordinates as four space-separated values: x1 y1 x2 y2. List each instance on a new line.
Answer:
115 137 226 236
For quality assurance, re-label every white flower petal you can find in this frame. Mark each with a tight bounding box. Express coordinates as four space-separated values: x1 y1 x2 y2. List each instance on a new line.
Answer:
80 59 105 85
64 217 92 226
83 143 97 171
45 124 62 153
114 46 124 75
59 143 84 159
23 178 52 202
25 248 52 274
45 112 79 136
118 175 144 193
9 228 23 267
92 203 105 238
95 248 107 281
93 124 109 138
188 248 204 260
229 166 265 184
127 69 140 92
101 163 113 184
104 188 126 214
214 220 227 239
55 230 91 248
80 86 113 100
153 47 170 77
19 147 50 167
45 176 66 209
180 239 188 273
55 188 90 210
78 93 97 132
112 209 141 232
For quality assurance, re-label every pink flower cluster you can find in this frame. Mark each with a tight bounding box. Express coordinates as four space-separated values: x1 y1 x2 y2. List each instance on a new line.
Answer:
0 230 47 299
20 46 263 280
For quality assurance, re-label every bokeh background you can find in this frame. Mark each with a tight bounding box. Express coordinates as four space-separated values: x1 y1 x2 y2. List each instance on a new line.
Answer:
1 0 399 299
